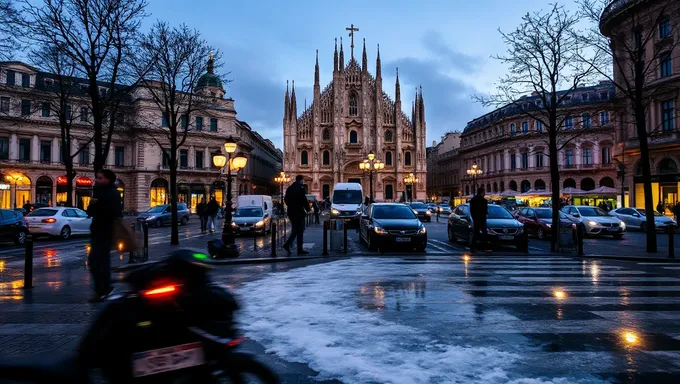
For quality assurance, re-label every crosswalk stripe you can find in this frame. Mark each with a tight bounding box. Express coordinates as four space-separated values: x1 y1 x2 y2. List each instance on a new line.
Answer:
510 276 680 282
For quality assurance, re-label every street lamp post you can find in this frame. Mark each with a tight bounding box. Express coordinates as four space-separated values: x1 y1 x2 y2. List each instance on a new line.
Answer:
403 173 419 203
274 171 291 214
212 137 248 258
466 162 483 193
359 151 384 202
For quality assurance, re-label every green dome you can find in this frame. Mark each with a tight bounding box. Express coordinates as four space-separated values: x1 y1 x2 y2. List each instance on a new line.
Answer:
197 73 223 89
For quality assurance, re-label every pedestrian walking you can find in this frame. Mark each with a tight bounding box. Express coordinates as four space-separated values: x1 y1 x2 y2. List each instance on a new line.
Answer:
282 175 310 255
673 202 680 222
312 200 320 224
657 201 665 215
22 201 32 212
206 197 219 233
197 197 208 234
86 169 122 302
436 205 440 222
469 187 490 253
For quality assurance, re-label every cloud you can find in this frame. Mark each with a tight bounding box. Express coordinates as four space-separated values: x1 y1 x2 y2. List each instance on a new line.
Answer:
420 31 480 73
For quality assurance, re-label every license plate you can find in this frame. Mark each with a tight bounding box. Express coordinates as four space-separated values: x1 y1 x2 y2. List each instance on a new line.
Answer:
243 226 251 231
396 237 411 243
500 235 514 240
131 342 204 377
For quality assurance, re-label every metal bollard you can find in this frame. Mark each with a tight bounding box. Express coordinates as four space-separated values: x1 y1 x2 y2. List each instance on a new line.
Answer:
271 222 277 257
669 224 675 259
128 222 136 264
143 222 149 260
343 219 348 253
322 220 328 256
577 225 584 256
24 236 33 290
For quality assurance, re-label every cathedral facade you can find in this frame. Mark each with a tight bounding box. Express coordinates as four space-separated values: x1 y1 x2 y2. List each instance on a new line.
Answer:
282 36 427 202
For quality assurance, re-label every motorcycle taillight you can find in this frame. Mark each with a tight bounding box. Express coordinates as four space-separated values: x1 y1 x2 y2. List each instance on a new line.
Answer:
142 283 178 299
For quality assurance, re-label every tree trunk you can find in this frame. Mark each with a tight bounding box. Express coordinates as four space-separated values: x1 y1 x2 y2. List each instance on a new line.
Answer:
548 115 561 253
65 169 75 207
635 105 657 252
169 139 179 246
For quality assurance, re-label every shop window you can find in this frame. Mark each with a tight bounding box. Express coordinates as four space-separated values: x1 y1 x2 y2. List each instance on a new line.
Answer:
150 179 168 207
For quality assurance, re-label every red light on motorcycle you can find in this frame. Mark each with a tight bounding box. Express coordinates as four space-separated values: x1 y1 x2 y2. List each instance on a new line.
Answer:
227 336 247 347
42 218 57 223
143 284 177 298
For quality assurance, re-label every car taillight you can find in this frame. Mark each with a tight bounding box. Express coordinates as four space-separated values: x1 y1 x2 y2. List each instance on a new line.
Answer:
226 336 247 347
41 218 56 223
143 284 178 299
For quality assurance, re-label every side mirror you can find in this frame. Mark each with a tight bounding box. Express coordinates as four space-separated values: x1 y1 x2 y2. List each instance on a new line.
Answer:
572 213 580 217
632 213 640 217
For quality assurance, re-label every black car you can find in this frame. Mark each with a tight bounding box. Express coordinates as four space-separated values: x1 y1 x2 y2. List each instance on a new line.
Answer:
137 203 191 227
408 202 432 222
360 203 427 252
448 203 528 251
0 209 29 245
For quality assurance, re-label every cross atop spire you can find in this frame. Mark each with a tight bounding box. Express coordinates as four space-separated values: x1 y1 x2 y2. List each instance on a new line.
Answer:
345 24 359 59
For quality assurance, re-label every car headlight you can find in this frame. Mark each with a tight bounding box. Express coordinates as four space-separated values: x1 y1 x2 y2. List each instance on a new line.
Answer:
331 208 339 216
587 220 599 227
255 220 264 227
425 211 431 216
373 226 388 235
412 209 419 215
620 221 626 229
517 226 524 234
545 224 552 228
231 221 237 228
146 215 156 220
417 225 426 234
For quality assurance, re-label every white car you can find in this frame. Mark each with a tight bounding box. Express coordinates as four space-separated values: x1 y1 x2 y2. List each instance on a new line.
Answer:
610 207 677 232
25 207 92 239
561 205 626 238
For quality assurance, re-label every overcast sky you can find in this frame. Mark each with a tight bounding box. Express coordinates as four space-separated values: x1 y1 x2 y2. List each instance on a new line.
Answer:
145 0 581 149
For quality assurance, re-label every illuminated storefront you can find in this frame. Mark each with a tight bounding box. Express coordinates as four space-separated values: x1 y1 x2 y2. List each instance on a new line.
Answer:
115 179 125 211
150 178 168 207
0 180 10 209
35 176 53 205
211 180 225 206
56 176 69 205
75 176 93 210
633 158 679 215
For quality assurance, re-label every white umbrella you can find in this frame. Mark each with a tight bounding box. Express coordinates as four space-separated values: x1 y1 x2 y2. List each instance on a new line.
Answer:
561 187 586 195
588 186 618 195
498 190 518 197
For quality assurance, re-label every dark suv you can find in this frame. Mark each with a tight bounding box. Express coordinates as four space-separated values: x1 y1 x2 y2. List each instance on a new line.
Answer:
137 203 191 227
0 209 29 245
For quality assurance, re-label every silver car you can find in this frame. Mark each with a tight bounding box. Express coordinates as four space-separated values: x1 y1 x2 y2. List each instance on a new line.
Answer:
610 207 677 232
231 206 271 235
561 205 626 238
25 207 92 239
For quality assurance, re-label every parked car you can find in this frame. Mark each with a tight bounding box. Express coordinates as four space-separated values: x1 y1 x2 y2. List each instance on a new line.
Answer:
231 206 272 235
24 207 91 240
0 209 29 245
359 203 427 251
448 203 528 251
561 205 626 238
438 205 452 215
137 203 190 228
515 207 577 240
408 202 432 222
610 207 677 232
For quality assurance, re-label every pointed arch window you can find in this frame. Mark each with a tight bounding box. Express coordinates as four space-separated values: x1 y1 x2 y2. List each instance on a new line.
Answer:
385 151 393 166
404 151 412 166
385 129 393 142
349 93 358 116
322 128 330 141
349 130 358 144
322 150 330 165
300 151 309 165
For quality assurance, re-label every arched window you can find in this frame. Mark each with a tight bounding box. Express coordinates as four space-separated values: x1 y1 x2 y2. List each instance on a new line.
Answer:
486 183 491 192
520 180 531 193
322 150 330 165
349 93 358 116
599 177 615 188
385 130 393 142
493 182 498 193
659 158 678 174
349 130 358 144
385 151 393 166
581 177 595 191
534 179 546 190
322 129 330 141
509 180 518 191
300 150 308 165
404 151 412 166
563 178 576 189
500 181 505 191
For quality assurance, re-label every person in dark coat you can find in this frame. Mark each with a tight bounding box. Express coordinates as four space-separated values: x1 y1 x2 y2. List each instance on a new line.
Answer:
312 200 320 224
22 201 32 212
196 197 208 234
86 169 122 302
206 197 220 233
282 175 310 255
469 187 489 253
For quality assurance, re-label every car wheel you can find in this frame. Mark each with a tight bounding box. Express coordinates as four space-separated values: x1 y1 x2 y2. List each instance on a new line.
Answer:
367 233 377 251
613 234 623 239
154 219 163 228
180 216 189 225
60 226 71 240
640 222 647 232
14 230 28 245
537 227 545 240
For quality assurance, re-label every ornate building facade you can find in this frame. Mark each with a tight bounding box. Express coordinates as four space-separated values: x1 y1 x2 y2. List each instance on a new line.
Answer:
282 37 427 202
426 132 462 203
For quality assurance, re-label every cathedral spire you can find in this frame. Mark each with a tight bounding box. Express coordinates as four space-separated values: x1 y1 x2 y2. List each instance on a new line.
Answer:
314 49 320 86
290 80 297 120
339 37 344 72
362 38 367 73
284 80 290 121
419 85 425 123
376 44 381 79
333 38 338 73
395 67 401 103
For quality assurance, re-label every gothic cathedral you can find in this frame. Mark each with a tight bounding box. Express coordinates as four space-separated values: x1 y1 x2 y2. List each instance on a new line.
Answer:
282 32 427 202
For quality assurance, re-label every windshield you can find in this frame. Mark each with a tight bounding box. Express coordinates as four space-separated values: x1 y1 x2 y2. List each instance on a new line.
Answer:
578 207 608 216
638 209 662 217
373 205 417 220
333 190 363 205
27 209 58 217
410 203 427 209
487 205 514 219
147 206 166 213
535 209 552 218
235 207 263 217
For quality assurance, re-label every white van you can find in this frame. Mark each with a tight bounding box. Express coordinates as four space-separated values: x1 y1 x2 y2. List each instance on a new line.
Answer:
236 195 273 218
331 182 364 224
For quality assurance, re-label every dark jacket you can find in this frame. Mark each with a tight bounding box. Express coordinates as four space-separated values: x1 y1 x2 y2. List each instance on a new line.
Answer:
206 200 219 216
196 202 207 216
470 195 488 226
312 201 319 213
284 182 310 218
87 184 122 234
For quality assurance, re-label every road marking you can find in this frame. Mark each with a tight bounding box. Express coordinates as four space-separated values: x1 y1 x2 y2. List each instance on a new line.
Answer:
426 242 447 252
638 263 680 265
663 267 680 270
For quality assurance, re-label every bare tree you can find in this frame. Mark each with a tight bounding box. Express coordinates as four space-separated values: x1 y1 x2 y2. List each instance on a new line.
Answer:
578 0 680 253
18 0 147 173
131 22 226 245
475 3 596 252
0 0 21 60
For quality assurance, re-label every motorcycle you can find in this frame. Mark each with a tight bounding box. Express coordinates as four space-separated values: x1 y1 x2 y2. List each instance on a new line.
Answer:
0 249 279 383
